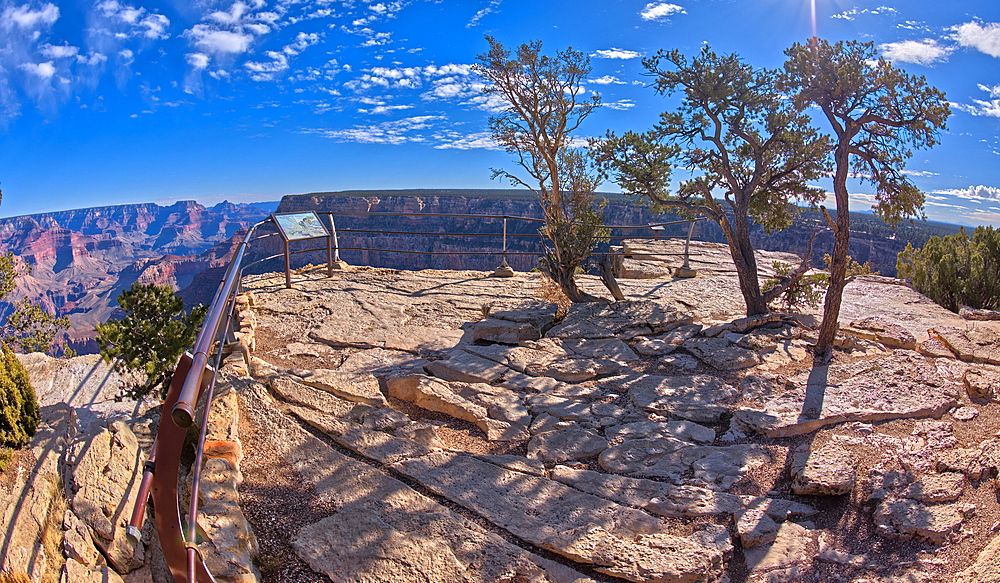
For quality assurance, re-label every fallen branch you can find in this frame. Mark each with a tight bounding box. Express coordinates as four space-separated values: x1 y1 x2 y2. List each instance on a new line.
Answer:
761 229 824 305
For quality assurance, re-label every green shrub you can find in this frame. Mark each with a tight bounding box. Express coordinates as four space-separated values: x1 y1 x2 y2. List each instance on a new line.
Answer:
897 226 1000 313
0 343 39 449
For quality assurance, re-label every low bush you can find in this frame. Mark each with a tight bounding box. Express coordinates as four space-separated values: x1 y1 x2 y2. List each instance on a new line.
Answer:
0 342 39 449
897 226 1000 312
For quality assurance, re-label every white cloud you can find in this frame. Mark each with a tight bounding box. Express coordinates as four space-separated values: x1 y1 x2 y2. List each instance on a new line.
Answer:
19 60 55 79
1 3 59 29
186 25 255 55
208 1 250 26
425 63 471 76
38 43 79 59
467 0 500 28
283 32 319 56
592 48 641 60
186 52 210 70
951 84 1000 118
605 99 635 110
953 21 1000 58
245 51 289 81
879 39 953 65
433 131 498 150
640 2 684 22
833 6 897 21
76 52 107 66
932 185 1000 201
301 114 444 145
94 0 170 40
589 75 625 85
360 104 413 114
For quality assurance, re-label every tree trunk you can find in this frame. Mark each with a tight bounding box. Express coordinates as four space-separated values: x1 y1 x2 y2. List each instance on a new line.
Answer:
815 146 853 360
551 264 602 303
719 210 768 316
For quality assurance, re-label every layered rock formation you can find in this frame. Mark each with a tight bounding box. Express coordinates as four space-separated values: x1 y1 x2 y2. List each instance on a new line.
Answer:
0 200 276 353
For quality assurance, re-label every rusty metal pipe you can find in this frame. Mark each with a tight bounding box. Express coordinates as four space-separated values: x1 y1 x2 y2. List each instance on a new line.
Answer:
126 443 156 547
172 221 263 428
185 308 231 582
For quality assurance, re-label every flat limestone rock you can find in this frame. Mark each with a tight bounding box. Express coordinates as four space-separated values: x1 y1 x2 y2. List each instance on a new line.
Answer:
609 374 738 424
310 321 465 356
424 350 510 384
17 353 145 434
475 454 547 477
964 367 998 401
917 337 956 359
545 525 725 583
902 472 965 503
386 375 521 441
843 316 917 350
527 429 609 463
63 561 126 583
743 522 816 582
547 300 693 339
737 508 778 548
551 466 742 517
392 452 720 583
1 405 76 582
622 257 673 279
524 358 617 383
739 497 817 521
558 338 640 363
606 420 715 445
734 353 957 438
599 438 773 490
930 326 1000 365
69 421 145 572
473 317 541 344
244 381 596 583
683 337 763 370
336 348 429 378
270 375 355 417
875 498 969 543
791 443 856 496
295 505 467 583
297 368 388 407
953 406 979 421
501 372 562 393
527 394 593 422
954 532 1000 583
633 338 678 356
462 344 557 373
486 299 559 330
960 305 1000 321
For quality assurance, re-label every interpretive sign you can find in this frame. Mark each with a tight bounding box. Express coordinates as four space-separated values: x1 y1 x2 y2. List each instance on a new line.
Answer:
272 211 330 241
270 211 334 288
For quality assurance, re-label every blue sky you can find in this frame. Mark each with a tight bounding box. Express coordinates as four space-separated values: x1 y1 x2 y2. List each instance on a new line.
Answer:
0 0 998 228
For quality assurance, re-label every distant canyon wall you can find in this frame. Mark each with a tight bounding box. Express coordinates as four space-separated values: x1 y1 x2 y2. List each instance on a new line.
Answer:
0 200 276 354
259 191 690 273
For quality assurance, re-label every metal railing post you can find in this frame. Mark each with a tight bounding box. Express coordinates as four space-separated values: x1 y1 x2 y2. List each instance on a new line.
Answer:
493 216 514 277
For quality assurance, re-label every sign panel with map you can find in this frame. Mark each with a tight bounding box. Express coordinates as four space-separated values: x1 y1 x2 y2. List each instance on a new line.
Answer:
272 212 330 241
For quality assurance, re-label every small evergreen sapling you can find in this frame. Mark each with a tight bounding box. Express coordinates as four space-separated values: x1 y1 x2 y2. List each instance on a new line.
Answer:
97 283 207 401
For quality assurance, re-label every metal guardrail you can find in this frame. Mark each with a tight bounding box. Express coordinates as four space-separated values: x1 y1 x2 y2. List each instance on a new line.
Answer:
124 210 704 582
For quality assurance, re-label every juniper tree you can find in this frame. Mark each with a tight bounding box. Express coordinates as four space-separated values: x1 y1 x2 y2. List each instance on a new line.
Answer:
779 38 950 359
97 283 207 401
595 47 829 316
474 36 608 302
